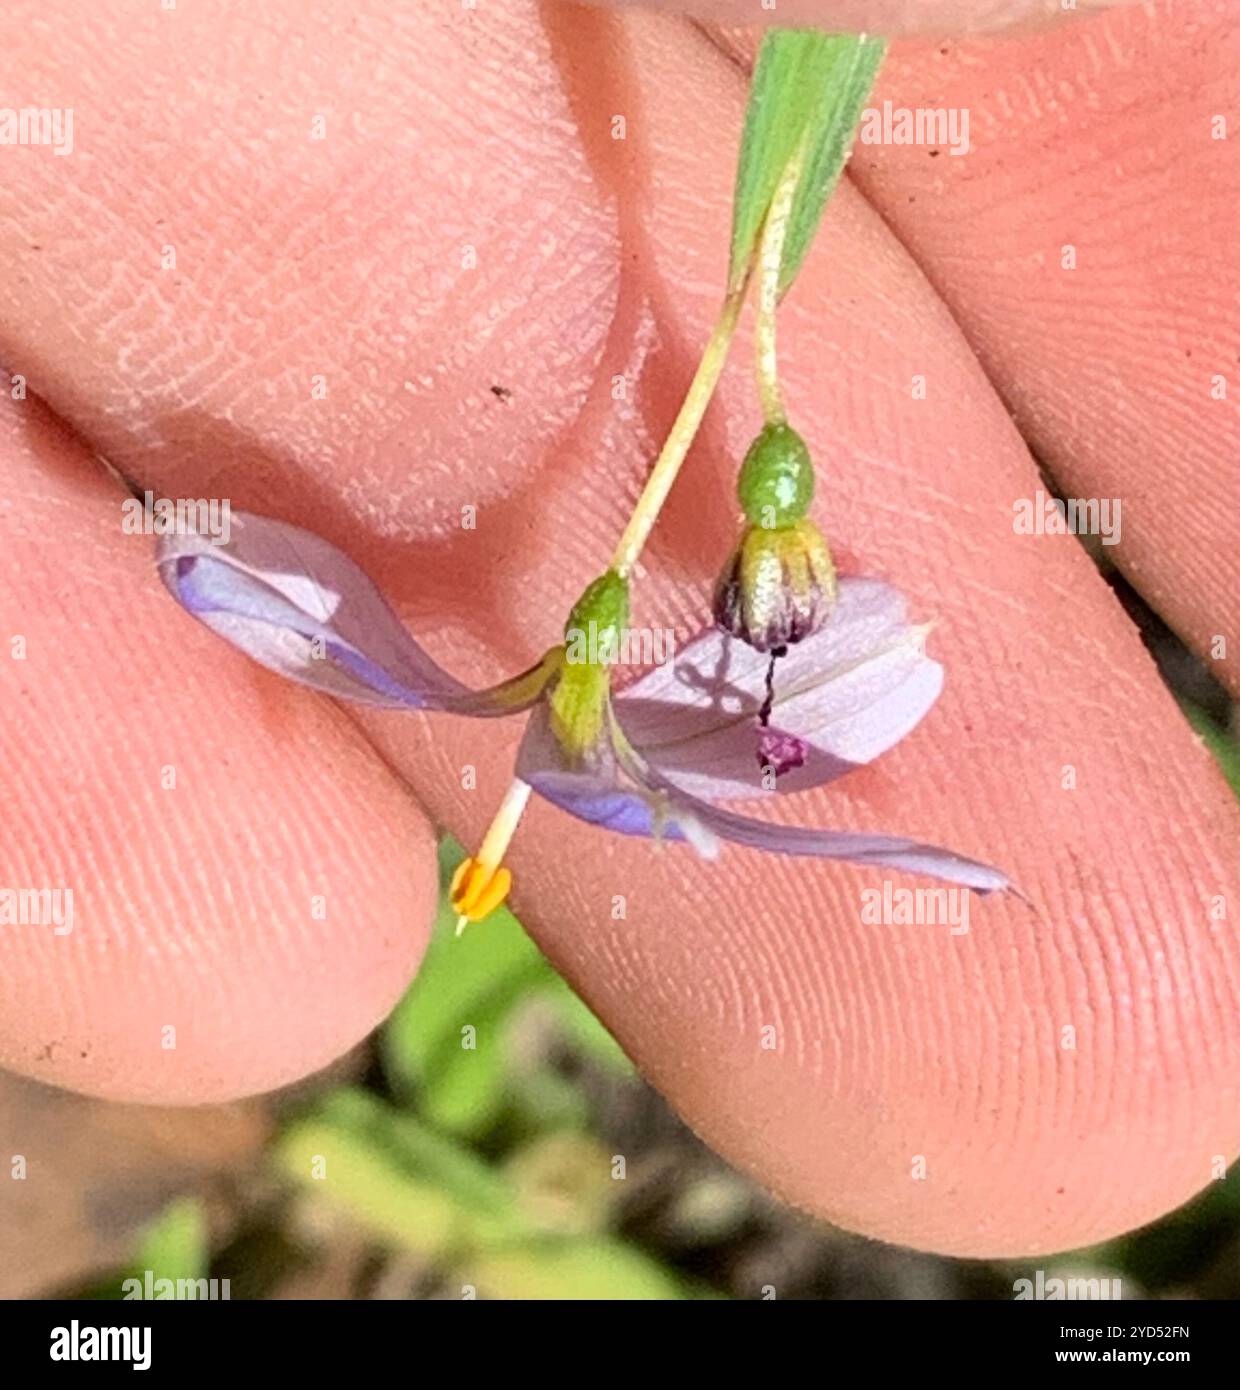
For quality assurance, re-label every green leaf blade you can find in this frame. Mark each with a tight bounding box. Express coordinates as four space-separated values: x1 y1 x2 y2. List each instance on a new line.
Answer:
728 30 885 300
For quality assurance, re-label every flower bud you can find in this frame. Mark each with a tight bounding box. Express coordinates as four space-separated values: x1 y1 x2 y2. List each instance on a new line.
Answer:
550 569 630 762
713 518 836 652
563 569 629 667
737 422 815 529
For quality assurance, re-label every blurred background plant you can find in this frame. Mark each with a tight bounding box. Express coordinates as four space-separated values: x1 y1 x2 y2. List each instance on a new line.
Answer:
15 547 1238 1302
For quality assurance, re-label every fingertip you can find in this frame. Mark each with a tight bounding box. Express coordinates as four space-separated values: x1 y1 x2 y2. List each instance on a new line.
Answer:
0 393 440 1103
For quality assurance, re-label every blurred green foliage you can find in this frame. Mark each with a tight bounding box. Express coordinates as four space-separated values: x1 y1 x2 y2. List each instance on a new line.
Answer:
380 841 632 1141
134 1196 210 1283
269 839 690 1299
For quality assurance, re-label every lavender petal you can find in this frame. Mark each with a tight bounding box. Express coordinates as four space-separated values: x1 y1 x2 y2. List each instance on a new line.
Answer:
519 701 1008 894
611 717 1011 893
514 704 719 857
157 512 548 714
618 577 943 800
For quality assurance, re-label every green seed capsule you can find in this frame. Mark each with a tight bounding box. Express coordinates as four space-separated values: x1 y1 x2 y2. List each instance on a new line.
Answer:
737 423 815 528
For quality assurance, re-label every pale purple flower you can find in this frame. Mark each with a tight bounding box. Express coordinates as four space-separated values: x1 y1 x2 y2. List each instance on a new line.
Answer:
157 511 1011 901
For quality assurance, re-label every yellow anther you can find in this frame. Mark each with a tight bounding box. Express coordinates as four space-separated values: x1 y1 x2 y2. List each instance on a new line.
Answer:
450 778 532 936
450 857 513 934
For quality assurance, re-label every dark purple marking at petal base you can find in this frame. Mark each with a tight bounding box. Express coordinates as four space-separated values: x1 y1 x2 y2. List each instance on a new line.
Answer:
756 727 808 778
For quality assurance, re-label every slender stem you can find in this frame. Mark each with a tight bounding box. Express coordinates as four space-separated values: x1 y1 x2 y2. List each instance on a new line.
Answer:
754 143 806 426
474 777 532 872
609 145 809 579
610 291 745 578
